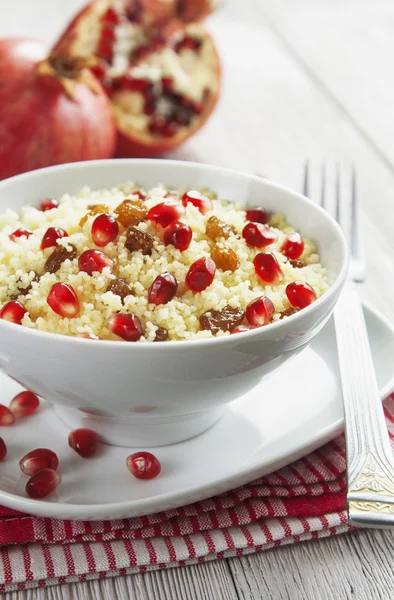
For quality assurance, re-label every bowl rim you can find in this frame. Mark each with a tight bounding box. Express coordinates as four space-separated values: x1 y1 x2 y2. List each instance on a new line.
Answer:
0 158 350 349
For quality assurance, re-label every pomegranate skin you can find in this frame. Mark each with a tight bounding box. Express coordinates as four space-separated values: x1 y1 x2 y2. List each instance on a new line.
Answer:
0 38 116 182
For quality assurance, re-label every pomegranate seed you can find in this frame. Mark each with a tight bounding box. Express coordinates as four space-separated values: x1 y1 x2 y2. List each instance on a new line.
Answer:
186 257 216 292
231 325 256 335
69 428 98 458
75 332 100 340
182 190 213 214
78 249 113 275
148 272 178 305
242 223 276 248
163 220 192 251
0 438 7 461
40 227 68 250
133 191 146 201
102 7 119 25
126 451 161 480
91 214 119 247
19 448 59 476
9 227 32 241
246 207 270 224
149 116 179 138
0 300 27 324
107 313 143 341
147 200 184 227
286 281 317 309
0 405 15 426
40 198 58 211
47 283 80 318
10 391 39 417
161 76 173 92
246 296 275 327
253 253 283 284
90 62 106 80
144 100 156 116
281 232 304 260
25 469 61 499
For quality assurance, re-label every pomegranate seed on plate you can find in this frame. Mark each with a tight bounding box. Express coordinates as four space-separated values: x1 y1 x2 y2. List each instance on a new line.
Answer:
246 207 270 224
0 405 15 426
0 300 27 324
91 214 119 247
0 438 7 461
148 272 178 305
20 448 59 476
40 227 68 250
126 451 161 480
10 391 39 417
286 281 317 309
75 332 100 340
78 249 114 275
186 257 216 292
281 232 304 260
231 325 256 335
163 220 192 251
147 200 184 227
182 190 213 214
40 198 58 211
107 313 143 341
242 222 276 248
9 227 32 241
246 296 275 326
47 283 80 318
253 253 283 284
68 428 98 458
25 469 61 499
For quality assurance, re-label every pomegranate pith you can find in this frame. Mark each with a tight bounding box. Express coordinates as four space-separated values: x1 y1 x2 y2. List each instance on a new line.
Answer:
182 190 213 214
281 232 304 260
0 438 7 461
47 283 80 318
126 451 161 479
186 257 216 292
163 220 192 251
246 296 275 327
0 405 15 426
40 198 59 211
10 391 40 417
286 281 317 309
41 227 68 250
253 253 283 284
147 200 184 227
78 249 114 275
242 222 276 248
25 468 61 499
91 214 119 247
148 272 178 305
9 227 32 241
0 300 27 324
68 428 98 458
107 313 143 341
19 448 59 476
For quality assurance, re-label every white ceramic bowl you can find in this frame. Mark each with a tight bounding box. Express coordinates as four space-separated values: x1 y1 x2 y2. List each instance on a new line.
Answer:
0 160 349 446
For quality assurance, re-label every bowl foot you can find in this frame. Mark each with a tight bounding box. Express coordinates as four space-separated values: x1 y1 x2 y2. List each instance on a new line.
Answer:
53 405 225 447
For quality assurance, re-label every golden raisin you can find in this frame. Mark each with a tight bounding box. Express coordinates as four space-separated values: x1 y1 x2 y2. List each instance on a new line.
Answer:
211 245 239 272
289 259 306 269
154 327 169 342
115 199 147 228
45 244 77 273
106 278 133 303
125 226 154 255
79 204 109 227
206 216 236 241
279 307 299 319
200 306 245 334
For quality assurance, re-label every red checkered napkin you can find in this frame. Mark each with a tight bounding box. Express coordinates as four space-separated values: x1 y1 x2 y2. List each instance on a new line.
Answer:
0 394 393 593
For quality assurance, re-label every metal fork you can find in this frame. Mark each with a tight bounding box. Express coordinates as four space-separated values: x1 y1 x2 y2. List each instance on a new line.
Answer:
304 162 394 528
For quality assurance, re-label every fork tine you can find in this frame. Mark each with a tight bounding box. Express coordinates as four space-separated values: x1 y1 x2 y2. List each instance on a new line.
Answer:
303 159 309 197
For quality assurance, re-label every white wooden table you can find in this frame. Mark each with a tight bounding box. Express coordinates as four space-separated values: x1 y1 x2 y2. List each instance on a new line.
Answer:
3 0 394 597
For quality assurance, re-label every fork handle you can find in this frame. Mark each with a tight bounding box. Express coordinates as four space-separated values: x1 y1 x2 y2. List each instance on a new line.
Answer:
334 281 394 527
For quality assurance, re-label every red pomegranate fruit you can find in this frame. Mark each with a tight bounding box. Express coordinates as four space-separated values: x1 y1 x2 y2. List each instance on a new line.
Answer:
0 38 116 181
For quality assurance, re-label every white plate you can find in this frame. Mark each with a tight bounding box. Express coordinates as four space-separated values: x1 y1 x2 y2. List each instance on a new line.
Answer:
0 302 393 521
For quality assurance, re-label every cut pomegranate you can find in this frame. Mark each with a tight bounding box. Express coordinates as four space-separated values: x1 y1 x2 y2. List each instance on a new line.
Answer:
0 405 15 426
231 325 256 335
91 214 119 247
286 281 317 309
19 448 59 476
25 469 61 499
10 391 40 417
0 300 27 324
182 190 213 214
253 253 283 284
47 282 80 318
281 232 304 260
148 272 178 305
107 313 143 341
75 332 100 339
147 200 184 227
246 296 275 327
242 223 276 248
186 256 216 292
163 220 192 251
0 438 6 461
68 428 98 458
41 227 68 250
40 198 59 211
126 451 161 480
78 249 114 275
9 227 32 241
246 207 270 224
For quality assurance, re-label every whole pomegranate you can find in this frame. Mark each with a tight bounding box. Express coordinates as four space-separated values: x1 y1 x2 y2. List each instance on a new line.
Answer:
0 38 116 181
